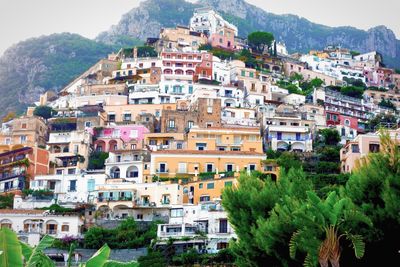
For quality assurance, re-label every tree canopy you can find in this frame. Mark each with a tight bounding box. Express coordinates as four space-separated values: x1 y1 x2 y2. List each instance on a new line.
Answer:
33 105 55 119
248 31 275 54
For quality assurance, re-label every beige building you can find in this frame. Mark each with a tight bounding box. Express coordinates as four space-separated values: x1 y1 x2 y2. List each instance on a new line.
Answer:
340 129 400 173
187 126 263 153
92 179 181 221
151 26 208 52
0 116 48 153
364 89 400 110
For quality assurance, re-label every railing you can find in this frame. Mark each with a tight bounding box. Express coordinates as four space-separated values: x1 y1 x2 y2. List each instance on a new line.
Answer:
98 197 133 202
156 169 169 174
269 136 309 141
46 230 57 235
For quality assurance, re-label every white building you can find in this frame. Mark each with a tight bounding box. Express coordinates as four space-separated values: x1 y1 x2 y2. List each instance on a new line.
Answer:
0 209 83 246
92 179 182 222
26 171 107 208
190 7 238 37
213 57 232 85
157 201 236 253
105 150 149 183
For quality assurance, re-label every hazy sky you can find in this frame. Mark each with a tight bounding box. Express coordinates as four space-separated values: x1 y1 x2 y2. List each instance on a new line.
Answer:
0 0 399 55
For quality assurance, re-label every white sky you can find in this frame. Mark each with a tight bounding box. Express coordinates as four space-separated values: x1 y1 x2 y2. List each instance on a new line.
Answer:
0 0 399 55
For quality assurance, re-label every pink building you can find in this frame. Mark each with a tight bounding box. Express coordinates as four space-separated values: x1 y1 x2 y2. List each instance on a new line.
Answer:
364 67 394 88
161 51 213 81
340 128 400 173
90 125 150 152
210 26 236 51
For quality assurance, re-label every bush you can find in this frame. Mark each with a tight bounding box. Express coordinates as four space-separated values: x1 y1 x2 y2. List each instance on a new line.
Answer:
88 152 109 170
33 105 55 119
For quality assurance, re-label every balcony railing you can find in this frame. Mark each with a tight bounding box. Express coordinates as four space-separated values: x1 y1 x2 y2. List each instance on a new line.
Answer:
156 169 169 174
98 197 133 202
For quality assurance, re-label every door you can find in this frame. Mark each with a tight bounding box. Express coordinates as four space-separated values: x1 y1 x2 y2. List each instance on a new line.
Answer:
296 133 301 141
219 219 228 233
277 132 282 140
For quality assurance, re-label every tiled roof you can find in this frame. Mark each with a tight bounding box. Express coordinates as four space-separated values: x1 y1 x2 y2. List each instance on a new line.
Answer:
0 209 43 215
151 150 265 156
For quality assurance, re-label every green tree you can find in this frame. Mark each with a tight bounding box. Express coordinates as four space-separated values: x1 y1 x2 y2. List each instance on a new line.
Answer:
288 191 371 267
367 113 398 131
33 105 55 119
137 46 157 57
247 31 274 54
378 99 396 110
345 132 400 265
0 193 14 209
222 169 314 266
276 152 302 173
2 111 16 123
340 86 364 99
318 129 341 146
88 152 109 170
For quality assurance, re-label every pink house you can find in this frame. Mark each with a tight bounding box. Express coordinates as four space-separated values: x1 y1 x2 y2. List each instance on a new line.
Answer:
210 26 236 51
90 125 150 152
364 67 394 88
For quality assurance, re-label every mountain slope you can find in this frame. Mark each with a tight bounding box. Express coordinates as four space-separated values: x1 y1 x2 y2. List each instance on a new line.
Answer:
98 0 400 66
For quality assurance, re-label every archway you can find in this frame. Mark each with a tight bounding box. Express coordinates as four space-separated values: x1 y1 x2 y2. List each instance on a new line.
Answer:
94 140 106 152
108 140 118 152
0 219 12 229
126 166 139 178
110 166 120 178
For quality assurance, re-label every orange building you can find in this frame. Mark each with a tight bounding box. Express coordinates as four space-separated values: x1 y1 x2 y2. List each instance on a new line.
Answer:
0 147 49 194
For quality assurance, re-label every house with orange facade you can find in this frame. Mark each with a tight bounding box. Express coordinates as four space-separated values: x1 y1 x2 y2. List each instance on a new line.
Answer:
0 147 49 194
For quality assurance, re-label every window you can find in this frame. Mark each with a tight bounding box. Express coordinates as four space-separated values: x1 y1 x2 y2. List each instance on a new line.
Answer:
87 179 95 192
200 195 210 202
168 120 175 129
68 168 76 175
188 85 193 94
84 121 91 128
5 138 11 145
136 214 143 220
251 83 256 91
187 121 194 129
196 143 207 151
131 144 136 150
21 123 27 129
159 163 167 173
225 181 233 187
171 208 184 217
123 113 132 122
217 242 229 250
206 164 213 173
69 180 77 192
241 70 246 77
369 143 380 153
61 225 69 232
219 219 228 233
56 169 63 175
177 143 183 149
199 183 203 189
207 183 214 189
248 164 256 171
178 163 187 173
108 114 116 122
351 144 360 153
345 119 350 126
73 145 79 154
249 72 254 78
20 135 27 144
226 164 233 172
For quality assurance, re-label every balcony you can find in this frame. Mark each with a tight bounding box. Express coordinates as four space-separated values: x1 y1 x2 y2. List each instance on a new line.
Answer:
156 169 169 174
98 196 133 202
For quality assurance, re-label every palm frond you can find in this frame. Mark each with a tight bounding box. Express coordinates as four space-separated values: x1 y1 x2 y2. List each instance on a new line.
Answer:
346 233 366 259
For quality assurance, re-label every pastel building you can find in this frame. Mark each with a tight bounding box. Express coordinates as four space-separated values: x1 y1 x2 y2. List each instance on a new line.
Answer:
150 150 265 179
156 201 236 253
105 150 150 183
0 209 83 246
0 147 49 194
92 179 182 221
187 126 263 153
340 129 400 173
91 125 150 152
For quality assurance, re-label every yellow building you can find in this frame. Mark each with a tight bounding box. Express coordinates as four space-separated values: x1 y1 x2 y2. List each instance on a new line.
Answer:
182 176 237 205
187 126 263 153
150 150 265 179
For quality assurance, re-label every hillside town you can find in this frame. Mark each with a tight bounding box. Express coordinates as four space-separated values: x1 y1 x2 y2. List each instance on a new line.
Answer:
0 7 399 266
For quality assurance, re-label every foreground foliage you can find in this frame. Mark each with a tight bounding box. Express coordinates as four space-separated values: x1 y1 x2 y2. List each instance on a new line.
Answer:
0 228 138 267
223 132 399 266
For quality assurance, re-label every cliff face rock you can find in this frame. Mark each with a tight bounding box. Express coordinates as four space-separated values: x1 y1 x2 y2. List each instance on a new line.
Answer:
98 0 399 66
0 33 114 115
